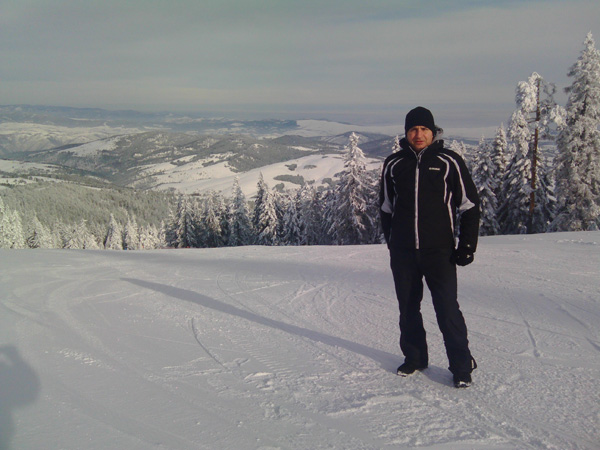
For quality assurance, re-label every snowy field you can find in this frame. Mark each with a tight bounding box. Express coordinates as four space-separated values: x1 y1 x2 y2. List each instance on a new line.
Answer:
1 232 599 449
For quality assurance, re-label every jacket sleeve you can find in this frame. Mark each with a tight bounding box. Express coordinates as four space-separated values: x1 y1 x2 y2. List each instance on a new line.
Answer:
454 157 480 251
379 157 394 245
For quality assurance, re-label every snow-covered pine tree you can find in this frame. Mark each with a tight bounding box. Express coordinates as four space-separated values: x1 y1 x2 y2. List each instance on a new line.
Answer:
25 215 55 249
297 185 325 245
227 177 253 247
281 190 303 245
273 189 288 245
60 223 81 249
68 220 101 249
531 152 556 233
490 124 510 198
472 136 500 235
123 214 140 250
104 214 124 250
165 196 198 248
319 189 336 245
252 173 268 239
253 176 279 245
552 32 600 231
199 191 225 248
164 203 179 248
392 135 401 153
329 133 376 245
516 72 565 142
0 197 26 249
498 110 533 234
139 223 162 249
514 72 563 233
448 140 466 157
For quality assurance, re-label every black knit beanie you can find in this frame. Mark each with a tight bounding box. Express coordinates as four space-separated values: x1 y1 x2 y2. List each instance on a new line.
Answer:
405 107 436 134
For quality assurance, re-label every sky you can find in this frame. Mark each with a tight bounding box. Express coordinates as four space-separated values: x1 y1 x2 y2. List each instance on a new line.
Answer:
1 0 600 128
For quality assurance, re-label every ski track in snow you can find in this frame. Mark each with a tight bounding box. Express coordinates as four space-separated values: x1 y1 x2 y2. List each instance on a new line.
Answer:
0 232 599 449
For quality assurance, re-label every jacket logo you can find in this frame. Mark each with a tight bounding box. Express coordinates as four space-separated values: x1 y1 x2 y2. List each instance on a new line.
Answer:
429 167 441 171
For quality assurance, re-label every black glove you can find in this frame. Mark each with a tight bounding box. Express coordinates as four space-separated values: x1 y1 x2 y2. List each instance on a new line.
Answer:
452 246 474 266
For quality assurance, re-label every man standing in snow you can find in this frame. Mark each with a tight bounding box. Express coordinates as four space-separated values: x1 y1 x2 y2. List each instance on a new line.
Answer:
379 107 480 388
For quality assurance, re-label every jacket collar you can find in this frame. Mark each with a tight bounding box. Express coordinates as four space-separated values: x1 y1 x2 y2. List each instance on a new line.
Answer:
400 137 444 155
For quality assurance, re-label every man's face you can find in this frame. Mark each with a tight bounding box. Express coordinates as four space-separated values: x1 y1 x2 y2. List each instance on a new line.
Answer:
406 126 433 152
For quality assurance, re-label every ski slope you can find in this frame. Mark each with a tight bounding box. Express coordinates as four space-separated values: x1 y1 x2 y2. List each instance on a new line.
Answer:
1 232 599 449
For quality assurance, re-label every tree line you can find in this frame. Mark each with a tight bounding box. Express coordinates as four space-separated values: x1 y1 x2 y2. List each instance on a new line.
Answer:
0 132 380 249
472 33 600 235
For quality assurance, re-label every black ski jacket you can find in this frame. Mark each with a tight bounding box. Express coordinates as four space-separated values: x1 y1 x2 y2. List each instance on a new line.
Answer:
379 138 480 251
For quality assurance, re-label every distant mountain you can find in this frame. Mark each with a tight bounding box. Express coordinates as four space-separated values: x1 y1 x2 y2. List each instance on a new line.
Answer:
0 104 299 136
0 105 393 197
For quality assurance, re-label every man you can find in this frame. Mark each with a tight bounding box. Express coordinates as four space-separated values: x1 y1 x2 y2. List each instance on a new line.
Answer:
379 107 480 388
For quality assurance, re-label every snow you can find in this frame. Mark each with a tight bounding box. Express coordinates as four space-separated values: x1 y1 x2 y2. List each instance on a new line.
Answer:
145 153 382 198
0 160 61 187
58 136 121 157
0 123 143 153
1 232 599 449
0 160 57 173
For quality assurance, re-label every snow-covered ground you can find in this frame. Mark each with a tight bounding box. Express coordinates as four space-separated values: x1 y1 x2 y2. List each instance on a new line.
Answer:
1 232 598 449
143 153 381 197
0 160 60 188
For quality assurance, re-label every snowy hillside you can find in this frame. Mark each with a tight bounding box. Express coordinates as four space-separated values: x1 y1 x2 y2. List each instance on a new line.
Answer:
4 128 383 197
0 122 144 154
1 232 598 449
141 152 382 197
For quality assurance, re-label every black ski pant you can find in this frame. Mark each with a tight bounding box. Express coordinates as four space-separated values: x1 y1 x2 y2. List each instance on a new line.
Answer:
390 248 474 375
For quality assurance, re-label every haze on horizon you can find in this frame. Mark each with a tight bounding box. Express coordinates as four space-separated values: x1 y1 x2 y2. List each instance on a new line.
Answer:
1 0 599 128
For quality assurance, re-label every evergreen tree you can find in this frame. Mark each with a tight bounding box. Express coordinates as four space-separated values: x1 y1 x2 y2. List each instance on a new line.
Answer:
25 215 54 249
123 215 140 250
312 188 337 245
329 133 376 245
227 177 253 247
516 72 565 141
139 223 162 249
165 196 198 248
252 173 268 239
448 140 466 157
61 220 100 249
514 72 564 233
490 124 510 198
552 32 600 231
392 135 401 153
255 186 279 246
104 214 124 250
0 197 26 249
200 191 225 248
532 152 557 233
252 174 279 245
472 137 500 235
281 190 303 245
273 189 288 244
498 110 533 234
297 185 324 245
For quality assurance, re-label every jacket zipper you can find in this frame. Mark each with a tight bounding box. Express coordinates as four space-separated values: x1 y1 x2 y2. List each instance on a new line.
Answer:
414 150 423 249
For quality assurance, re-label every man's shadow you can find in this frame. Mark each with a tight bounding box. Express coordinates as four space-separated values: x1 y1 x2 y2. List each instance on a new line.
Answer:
0 345 40 450
123 278 399 373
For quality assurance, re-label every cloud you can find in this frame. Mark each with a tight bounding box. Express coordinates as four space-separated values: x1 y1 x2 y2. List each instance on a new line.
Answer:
1 0 599 126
